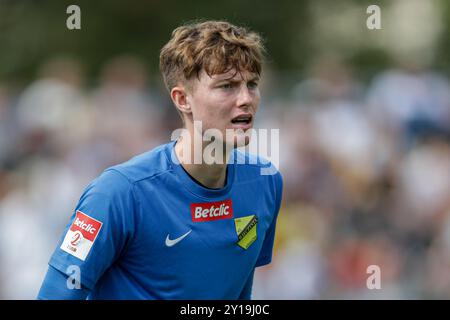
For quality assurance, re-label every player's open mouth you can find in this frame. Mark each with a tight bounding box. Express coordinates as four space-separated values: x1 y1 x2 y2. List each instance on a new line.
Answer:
231 114 253 125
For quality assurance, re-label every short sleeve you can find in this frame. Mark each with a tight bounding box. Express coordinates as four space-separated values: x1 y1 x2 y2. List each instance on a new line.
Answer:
255 170 283 267
48 169 136 290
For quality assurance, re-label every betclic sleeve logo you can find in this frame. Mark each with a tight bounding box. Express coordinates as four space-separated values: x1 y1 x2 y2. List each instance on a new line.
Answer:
60 211 103 261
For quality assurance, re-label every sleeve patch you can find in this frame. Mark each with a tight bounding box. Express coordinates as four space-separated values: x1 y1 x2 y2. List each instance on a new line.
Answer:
60 210 103 261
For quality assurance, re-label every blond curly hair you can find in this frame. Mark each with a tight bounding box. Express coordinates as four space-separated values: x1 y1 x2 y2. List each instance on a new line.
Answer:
159 20 265 92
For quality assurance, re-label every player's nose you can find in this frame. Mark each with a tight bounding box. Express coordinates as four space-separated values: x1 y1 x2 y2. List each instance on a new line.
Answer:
236 84 254 108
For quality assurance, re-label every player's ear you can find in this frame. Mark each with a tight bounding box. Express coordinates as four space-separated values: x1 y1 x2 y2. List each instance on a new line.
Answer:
171 85 192 116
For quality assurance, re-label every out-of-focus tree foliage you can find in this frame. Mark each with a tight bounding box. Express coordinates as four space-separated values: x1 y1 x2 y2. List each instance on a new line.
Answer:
0 0 447 87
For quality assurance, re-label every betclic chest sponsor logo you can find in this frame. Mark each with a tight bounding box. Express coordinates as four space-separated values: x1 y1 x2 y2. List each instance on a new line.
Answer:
190 199 233 222
60 211 103 261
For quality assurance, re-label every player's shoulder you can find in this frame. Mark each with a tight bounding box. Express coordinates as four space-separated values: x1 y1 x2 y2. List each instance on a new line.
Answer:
96 144 170 187
232 149 283 186
105 142 173 184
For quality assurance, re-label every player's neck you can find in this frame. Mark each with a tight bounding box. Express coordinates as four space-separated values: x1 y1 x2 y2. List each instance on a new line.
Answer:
174 138 230 189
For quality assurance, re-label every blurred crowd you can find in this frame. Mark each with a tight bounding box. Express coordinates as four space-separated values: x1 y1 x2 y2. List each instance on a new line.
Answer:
0 54 449 299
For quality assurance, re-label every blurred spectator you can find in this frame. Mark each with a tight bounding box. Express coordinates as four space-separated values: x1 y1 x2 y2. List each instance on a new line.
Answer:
89 54 166 167
367 62 450 149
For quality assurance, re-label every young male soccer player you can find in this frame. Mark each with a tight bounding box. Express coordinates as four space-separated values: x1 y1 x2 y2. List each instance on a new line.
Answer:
38 20 283 299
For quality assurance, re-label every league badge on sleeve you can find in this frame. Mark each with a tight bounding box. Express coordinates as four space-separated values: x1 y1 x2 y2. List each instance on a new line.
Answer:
234 215 258 250
60 210 103 261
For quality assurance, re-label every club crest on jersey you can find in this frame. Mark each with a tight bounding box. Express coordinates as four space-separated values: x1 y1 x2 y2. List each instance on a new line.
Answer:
190 199 233 222
60 210 103 261
234 215 258 250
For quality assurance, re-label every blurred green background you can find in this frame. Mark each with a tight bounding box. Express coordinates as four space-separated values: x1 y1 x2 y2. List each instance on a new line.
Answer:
3 0 450 85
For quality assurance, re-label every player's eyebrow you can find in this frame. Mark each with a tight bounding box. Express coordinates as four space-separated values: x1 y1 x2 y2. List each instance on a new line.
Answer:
212 74 260 83
246 76 260 83
211 72 238 82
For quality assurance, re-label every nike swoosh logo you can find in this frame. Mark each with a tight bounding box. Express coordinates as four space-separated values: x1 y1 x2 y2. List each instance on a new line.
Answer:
165 230 192 247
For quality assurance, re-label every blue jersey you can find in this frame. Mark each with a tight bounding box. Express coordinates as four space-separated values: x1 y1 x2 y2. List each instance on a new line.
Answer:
47 141 283 299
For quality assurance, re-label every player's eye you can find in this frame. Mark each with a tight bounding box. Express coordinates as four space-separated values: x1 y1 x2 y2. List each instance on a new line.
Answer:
247 81 259 89
219 83 233 89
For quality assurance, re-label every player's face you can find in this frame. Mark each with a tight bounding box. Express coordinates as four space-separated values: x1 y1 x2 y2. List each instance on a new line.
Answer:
187 68 260 147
